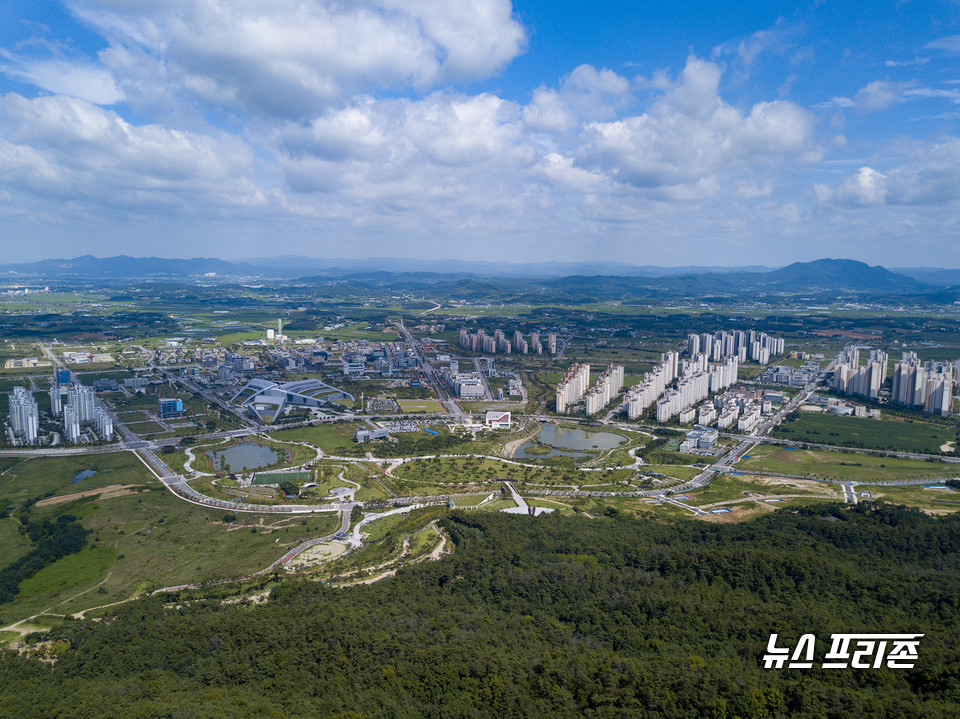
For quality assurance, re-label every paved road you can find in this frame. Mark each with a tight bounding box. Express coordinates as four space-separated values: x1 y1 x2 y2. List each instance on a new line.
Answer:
394 319 467 421
258 509 350 573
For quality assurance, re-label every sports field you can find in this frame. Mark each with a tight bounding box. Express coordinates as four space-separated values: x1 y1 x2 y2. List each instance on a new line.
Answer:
396 399 445 414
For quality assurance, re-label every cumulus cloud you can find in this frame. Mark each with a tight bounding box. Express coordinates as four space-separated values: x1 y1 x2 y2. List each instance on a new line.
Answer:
523 65 632 133
814 139 960 207
66 0 525 117
0 93 262 209
576 57 815 196
814 167 887 205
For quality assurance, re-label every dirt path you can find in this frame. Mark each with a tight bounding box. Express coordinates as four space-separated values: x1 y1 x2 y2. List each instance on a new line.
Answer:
34 484 140 507
699 493 836 509
502 421 541 459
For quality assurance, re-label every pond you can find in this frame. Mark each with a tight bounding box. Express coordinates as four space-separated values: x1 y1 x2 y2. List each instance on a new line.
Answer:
514 424 627 460
210 443 280 472
73 469 97 483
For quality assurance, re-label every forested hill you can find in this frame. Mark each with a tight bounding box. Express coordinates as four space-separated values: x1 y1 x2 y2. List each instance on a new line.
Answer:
2 505 959 718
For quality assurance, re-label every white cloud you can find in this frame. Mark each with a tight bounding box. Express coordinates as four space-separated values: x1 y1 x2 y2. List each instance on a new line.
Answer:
0 93 262 209
0 54 123 105
814 166 887 205
926 35 960 53
576 57 815 197
854 80 912 112
814 139 960 207
66 0 526 117
523 65 631 132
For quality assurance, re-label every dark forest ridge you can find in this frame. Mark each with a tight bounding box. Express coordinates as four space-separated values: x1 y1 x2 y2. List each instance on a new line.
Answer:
2 255 959 290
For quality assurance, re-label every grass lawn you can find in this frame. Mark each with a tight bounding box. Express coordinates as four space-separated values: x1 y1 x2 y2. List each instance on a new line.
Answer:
269 422 364 454
394 457 619 487
0 452 155 506
124 420 166 434
683 474 839 506
396 399 444 414
641 464 702 481
0 451 339 625
737 444 960 482
0 516 34 564
16 546 115 600
115 410 150 422
857 483 960 510
772 411 957 454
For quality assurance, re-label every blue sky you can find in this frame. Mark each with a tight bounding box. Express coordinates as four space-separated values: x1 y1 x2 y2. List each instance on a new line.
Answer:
0 1 959 267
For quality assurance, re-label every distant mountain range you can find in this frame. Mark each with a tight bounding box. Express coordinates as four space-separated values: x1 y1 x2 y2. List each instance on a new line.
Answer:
0 255 955 297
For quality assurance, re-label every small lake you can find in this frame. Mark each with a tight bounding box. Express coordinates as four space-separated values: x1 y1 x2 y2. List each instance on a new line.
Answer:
210 443 280 472
514 425 626 460
73 469 97 483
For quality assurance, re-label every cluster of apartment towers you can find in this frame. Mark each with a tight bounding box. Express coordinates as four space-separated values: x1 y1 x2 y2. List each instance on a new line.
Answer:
459 328 557 355
555 330 784 422
7 374 113 446
833 347 953 416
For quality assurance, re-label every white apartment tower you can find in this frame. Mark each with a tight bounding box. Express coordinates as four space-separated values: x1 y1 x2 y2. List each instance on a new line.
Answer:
8 386 39 445
68 383 96 424
63 405 81 444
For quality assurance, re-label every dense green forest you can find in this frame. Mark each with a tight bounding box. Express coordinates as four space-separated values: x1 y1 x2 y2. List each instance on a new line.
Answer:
1 504 958 718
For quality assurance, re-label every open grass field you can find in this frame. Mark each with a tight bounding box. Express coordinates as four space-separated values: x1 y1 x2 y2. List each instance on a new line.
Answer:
396 399 444 414
737 444 960 482
772 411 957 454
393 456 632 489
641 464 702 481
0 452 156 505
124 421 166 434
683 474 840 506
856 483 960 510
0 451 339 625
268 422 364 454
0 516 34 564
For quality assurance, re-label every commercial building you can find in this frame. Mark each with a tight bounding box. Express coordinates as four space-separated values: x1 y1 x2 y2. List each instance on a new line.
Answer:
356 427 391 442
484 411 512 429
158 398 184 420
